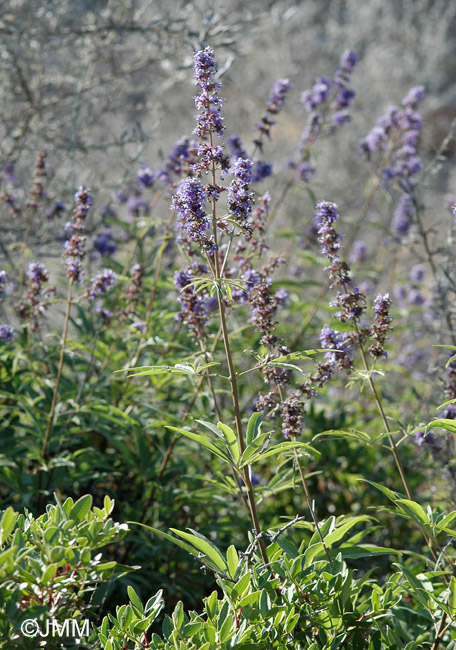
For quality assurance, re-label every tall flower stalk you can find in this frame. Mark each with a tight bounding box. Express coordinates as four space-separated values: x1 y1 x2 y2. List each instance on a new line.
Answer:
316 200 413 500
192 47 269 563
41 188 91 463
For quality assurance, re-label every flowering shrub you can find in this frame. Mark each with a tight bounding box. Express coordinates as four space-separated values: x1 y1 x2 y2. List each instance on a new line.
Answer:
1 42 456 650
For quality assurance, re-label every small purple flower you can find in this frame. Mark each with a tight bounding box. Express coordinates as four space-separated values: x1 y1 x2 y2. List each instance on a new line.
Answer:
27 262 48 284
360 126 387 153
392 194 415 236
101 203 117 218
401 86 425 109
226 134 247 160
66 259 83 281
45 201 65 219
174 268 193 291
256 79 291 142
415 429 441 452
1 162 18 186
0 324 14 342
96 304 113 325
409 264 425 283
275 288 288 307
349 240 367 264
332 111 351 128
301 76 331 112
407 287 424 306
320 324 353 371
250 471 260 486
115 189 128 204
295 161 316 183
93 229 117 257
335 88 355 109
252 160 273 183
127 195 149 219
440 403 456 420
87 269 116 300
131 321 145 334
137 165 154 188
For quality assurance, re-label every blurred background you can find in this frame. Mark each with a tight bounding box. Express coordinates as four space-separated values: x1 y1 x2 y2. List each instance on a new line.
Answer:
1 0 455 198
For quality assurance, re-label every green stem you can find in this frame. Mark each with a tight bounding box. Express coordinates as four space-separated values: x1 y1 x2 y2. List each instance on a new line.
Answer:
41 278 73 461
291 438 332 566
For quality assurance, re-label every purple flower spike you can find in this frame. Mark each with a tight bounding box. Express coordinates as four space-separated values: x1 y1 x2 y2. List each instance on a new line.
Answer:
193 47 224 139
227 158 254 225
172 178 213 251
334 50 358 87
256 79 291 142
266 79 291 115
369 294 392 358
392 194 415 236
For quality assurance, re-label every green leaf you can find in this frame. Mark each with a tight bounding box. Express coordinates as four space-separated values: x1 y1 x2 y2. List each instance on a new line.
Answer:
246 412 263 446
314 429 373 444
128 586 144 613
450 576 456 616
69 495 93 523
323 516 374 547
42 564 57 586
217 422 240 463
226 545 239 579
395 499 431 530
360 480 404 502
169 528 227 572
240 431 270 467
272 349 326 362
166 426 233 465
331 545 401 560
426 419 456 434
118 364 197 377
131 523 196 556
240 441 319 467
0 507 18 544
